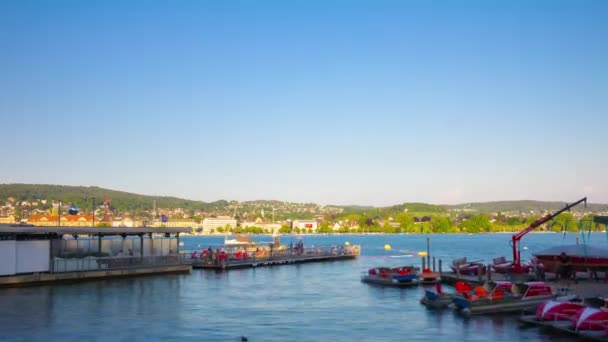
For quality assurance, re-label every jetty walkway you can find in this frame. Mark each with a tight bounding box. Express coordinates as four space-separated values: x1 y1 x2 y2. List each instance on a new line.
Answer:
184 245 361 270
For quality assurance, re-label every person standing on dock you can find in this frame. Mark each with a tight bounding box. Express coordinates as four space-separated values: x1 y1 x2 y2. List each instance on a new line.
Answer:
558 252 572 284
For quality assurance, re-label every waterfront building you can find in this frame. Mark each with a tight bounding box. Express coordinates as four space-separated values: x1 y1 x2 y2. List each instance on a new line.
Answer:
0 225 190 286
111 217 145 228
202 216 237 234
27 215 95 227
292 219 318 233
242 221 282 234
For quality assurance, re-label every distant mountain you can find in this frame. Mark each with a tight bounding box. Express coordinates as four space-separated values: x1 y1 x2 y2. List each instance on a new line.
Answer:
444 200 608 214
1 184 606 216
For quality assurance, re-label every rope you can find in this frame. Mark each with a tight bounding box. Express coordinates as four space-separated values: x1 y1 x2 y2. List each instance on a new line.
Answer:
579 219 591 260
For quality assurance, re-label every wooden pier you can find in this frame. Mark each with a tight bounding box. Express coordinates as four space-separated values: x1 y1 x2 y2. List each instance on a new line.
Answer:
187 247 360 270
192 253 357 270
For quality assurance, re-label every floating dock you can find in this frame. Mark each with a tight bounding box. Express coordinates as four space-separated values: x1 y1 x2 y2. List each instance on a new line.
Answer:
519 315 608 342
0 264 191 287
188 248 360 270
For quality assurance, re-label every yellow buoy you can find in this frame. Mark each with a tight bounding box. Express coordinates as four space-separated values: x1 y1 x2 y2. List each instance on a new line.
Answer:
418 251 428 257
384 244 391 251
344 241 350 246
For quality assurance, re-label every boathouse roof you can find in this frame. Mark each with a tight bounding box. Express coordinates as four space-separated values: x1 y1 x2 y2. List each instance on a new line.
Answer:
594 216 608 225
0 225 190 236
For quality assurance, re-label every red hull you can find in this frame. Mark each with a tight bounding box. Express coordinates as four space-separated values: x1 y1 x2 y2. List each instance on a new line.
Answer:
534 245 608 273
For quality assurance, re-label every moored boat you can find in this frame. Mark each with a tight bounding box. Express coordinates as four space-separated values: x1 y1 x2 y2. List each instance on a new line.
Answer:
536 300 586 321
534 244 608 273
451 281 555 315
491 256 541 274
361 266 420 287
419 268 441 284
572 307 608 331
420 281 473 309
450 257 486 276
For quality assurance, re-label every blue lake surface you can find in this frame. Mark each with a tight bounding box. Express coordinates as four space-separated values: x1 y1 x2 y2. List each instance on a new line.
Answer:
1 233 607 341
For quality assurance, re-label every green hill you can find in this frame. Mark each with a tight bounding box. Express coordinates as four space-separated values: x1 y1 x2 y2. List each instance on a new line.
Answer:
0 184 221 213
444 200 607 213
1 184 606 217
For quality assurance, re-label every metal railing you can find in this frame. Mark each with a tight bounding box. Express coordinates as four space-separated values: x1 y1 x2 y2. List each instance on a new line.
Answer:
184 245 360 267
51 255 185 273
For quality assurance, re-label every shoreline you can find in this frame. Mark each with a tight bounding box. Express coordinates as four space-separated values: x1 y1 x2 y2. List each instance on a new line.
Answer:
180 231 607 237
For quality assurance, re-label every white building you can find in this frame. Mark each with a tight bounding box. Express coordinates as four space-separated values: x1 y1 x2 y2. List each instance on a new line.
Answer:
242 221 282 234
292 219 318 233
202 217 237 234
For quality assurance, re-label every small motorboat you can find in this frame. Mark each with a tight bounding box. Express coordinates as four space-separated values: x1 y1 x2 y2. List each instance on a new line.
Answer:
536 300 586 321
361 266 420 287
420 281 472 309
450 257 486 276
572 307 608 331
419 268 441 284
451 281 555 315
491 256 540 274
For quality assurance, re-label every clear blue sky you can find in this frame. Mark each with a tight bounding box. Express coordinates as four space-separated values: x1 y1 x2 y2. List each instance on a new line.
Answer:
1 1 607 206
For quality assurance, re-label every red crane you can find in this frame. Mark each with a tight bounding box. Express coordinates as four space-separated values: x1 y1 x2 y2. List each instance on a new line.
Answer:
511 197 587 273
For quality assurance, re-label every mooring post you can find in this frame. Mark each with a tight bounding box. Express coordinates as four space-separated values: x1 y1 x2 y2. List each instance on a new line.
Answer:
426 237 430 268
438 259 443 274
456 263 461 279
487 264 492 282
433 257 436 272
477 264 483 283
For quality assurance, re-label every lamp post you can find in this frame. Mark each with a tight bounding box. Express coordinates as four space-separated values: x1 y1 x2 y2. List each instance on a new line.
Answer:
57 200 62 227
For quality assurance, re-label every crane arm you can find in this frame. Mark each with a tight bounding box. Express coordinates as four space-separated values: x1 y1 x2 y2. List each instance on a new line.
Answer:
511 197 587 270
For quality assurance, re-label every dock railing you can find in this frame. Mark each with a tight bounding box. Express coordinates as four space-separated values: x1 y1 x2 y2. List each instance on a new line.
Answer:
51 254 185 273
184 245 360 268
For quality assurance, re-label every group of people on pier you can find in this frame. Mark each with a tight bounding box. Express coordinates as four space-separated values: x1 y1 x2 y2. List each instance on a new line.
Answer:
191 248 230 266
188 241 359 268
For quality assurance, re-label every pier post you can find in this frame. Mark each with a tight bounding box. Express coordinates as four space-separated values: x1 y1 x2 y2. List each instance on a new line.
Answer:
426 237 430 269
438 259 442 274
487 264 492 283
139 234 144 262
149 233 153 257
433 257 436 272
456 263 461 279
422 257 426 271
477 264 483 283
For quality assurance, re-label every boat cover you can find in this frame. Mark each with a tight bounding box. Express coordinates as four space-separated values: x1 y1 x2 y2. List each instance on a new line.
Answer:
534 245 608 258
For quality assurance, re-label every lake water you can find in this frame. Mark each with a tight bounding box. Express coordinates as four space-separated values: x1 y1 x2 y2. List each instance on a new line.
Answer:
1 233 607 341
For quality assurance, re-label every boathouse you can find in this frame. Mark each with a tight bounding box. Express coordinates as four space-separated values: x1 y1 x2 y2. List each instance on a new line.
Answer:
0 225 190 287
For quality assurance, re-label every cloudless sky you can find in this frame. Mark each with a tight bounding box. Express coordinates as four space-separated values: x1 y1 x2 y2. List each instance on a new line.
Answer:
1 1 607 206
